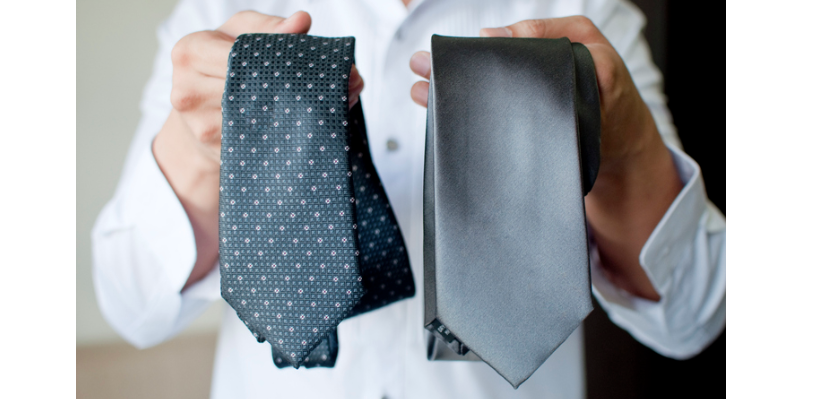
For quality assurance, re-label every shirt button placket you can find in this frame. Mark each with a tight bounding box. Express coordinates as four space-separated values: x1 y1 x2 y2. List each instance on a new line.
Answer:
386 138 399 152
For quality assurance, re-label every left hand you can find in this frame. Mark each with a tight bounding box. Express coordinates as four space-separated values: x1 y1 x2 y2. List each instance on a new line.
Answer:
410 16 659 178
409 16 684 301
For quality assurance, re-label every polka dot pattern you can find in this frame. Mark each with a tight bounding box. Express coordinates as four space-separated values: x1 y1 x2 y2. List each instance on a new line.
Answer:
219 34 415 369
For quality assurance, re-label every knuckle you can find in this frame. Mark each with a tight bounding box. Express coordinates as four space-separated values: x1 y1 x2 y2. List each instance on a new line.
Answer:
170 87 197 111
260 14 286 31
598 68 615 91
196 124 221 144
261 14 279 25
230 10 259 24
594 55 617 91
517 19 544 37
170 39 190 67
573 15 594 27
531 19 548 36
573 16 598 37
171 31 210 67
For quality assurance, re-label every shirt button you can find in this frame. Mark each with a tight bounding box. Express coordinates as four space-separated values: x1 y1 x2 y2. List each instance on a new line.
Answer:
386 139 399 152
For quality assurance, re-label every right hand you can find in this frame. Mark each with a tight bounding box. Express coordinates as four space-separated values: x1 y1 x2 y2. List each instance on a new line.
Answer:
163 10 363 165
153 10 365 290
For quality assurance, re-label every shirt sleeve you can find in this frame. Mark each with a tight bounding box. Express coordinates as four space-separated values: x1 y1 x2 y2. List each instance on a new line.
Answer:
90 0 237 349
584 0 727 359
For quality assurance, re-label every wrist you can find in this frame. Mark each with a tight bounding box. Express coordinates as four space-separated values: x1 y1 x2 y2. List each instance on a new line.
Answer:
583 106 680 302
597 99 660 173
587 111 678 219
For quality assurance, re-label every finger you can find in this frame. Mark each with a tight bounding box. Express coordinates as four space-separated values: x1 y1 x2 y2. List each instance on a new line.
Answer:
170 75 226 112
268 10 311 34
410 81 429 108
218 10 311 38
409 51 431 80
172 30 235 78
482 16 609 46
584 43 622 94
348 64 364 109
195 76 228 109
183 11 312 79
479 27 512 38
184 104 223 145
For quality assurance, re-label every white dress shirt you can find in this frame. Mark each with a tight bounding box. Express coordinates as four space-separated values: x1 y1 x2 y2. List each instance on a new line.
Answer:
92 0 726 397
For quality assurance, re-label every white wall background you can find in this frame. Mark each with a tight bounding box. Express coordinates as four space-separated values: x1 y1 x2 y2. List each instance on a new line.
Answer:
77 0 223 346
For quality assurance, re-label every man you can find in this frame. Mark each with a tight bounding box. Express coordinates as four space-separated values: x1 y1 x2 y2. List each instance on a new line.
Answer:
93 0 726 397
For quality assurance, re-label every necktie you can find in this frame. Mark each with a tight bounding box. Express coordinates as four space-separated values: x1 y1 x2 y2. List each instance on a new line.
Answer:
423 35 601 388
219 33 415 369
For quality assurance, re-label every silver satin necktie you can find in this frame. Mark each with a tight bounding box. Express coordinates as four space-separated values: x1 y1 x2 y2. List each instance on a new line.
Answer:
423 35 600 388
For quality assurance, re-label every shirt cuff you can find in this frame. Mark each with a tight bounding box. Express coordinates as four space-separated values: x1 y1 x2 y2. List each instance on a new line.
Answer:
590 143 725 358
93 141 219 347
591 144 703 305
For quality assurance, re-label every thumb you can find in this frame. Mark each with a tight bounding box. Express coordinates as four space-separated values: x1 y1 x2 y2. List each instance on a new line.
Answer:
481 16 608 45
271 11 312 34
218 10 312 37
479 27 512 38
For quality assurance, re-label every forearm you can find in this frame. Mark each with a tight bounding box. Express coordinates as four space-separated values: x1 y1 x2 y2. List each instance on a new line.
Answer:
153 110 221 291
92 129 219 348
584 106 682 301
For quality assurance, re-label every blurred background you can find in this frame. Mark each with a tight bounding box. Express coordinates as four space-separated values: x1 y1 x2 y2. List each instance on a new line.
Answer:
77 0 725 398
77 0 223 397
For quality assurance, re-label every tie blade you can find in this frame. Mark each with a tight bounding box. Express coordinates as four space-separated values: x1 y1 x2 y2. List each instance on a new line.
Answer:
218 33 366 369
222 280 363 369
345 103 417 316
427 305 591 388
477 309 590 388
571 42 602 196
424 35 597 388
272 329 339 368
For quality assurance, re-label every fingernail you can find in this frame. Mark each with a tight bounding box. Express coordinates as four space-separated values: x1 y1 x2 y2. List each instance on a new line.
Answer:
480 27 512 38
410 82 429 107
409 52 430 76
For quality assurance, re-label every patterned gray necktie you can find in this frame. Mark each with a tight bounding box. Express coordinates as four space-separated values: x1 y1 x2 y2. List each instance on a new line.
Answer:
219 33 415 369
